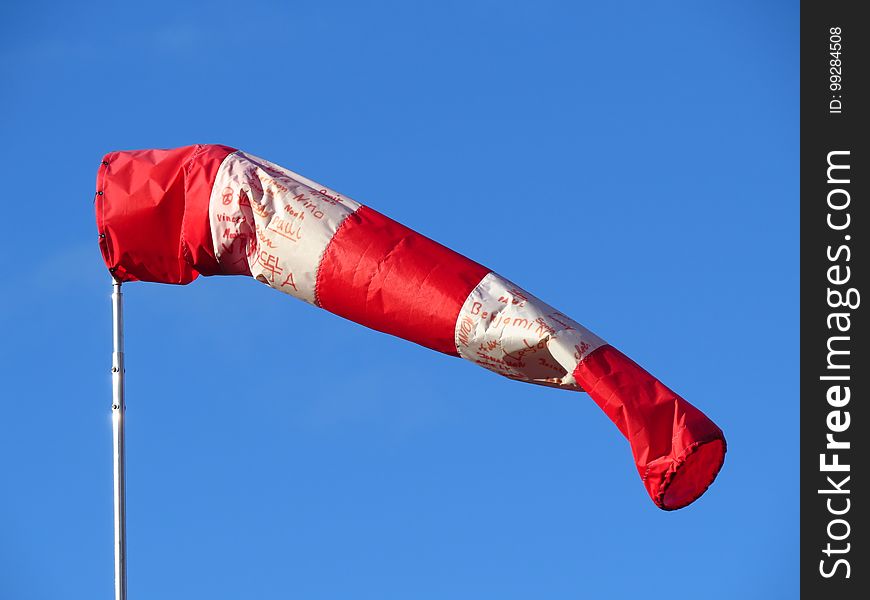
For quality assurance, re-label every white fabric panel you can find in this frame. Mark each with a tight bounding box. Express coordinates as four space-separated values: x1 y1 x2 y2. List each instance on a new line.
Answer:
209 151 361 305
454 272 606 389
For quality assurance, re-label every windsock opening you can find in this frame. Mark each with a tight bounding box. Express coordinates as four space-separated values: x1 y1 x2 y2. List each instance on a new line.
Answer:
659 437 726 510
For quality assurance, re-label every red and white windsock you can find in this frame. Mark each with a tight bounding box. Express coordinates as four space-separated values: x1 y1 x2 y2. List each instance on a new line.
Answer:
95 144 726 510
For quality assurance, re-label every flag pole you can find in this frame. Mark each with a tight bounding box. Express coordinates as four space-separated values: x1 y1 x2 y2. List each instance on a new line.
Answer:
111 279 127 600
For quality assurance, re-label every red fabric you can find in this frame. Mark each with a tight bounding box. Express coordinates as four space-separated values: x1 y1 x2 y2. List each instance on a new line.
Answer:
182 144 236 275
316 205 490 355
574 345 726 510
95 144 235 284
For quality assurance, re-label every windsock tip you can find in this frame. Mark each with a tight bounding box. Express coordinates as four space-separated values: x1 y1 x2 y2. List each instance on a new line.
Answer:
654 435 727 511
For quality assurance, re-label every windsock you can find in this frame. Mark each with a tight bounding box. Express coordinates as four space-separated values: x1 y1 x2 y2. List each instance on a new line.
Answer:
95 144 726 510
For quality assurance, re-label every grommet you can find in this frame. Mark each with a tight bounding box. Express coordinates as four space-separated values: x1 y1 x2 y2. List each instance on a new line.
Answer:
102 161 109 166
97 191 104 196
99 233 106 239
109 267 117 273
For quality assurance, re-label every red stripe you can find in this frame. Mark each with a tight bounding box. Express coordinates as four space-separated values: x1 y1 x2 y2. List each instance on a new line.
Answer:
316 206 490 355
574 345 726 510
95 144 236 283
182 144 237 276
96 146 200 284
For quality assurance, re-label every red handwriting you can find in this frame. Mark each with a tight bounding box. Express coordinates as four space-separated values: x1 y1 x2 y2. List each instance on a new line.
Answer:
249 191 272 218
537 357 564 373
217 213 246 223
254 224 277 248
503 338 548 363
574 342 591 360
219 235 253 271
480 312 556 337
283 206 304 220
474 349 523 370
267 216 302 242
261 176 289 196
247 235 259 259
221 187 234 205
470 303 548 335
548 312 576 332
457 315 475 346
257 252 282 282
253 161 291 183
280 272 298 291
479 340 499 351
238 189 251 207
293 193 325 219
497 288 528 308
314 188 344 206
239 188 271 219
220 234 246 256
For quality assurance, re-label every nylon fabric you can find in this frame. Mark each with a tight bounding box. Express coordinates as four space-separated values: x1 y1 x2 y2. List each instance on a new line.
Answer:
207 151 361 304
454 272 606 389
574 345 726 509
316 205 490 355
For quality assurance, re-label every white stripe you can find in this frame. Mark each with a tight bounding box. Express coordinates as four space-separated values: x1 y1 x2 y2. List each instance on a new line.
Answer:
209 151 360 305
454 272 606 389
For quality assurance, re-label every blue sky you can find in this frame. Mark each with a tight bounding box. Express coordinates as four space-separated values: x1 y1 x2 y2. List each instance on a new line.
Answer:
0 1 798 598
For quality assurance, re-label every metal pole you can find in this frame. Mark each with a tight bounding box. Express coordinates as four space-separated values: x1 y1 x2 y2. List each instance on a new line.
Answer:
111 279 127 600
